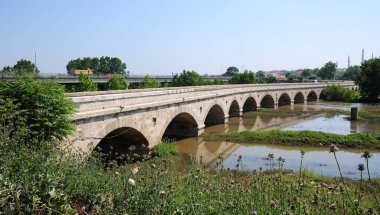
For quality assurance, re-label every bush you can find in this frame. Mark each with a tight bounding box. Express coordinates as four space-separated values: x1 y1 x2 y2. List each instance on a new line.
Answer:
72 73 98 92
321 84 360 102
139 75 160 88
0 75 75 144
228 70 256 84
107 74 128 90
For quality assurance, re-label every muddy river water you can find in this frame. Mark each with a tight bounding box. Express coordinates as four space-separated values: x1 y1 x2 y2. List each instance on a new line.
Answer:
176 102 380 179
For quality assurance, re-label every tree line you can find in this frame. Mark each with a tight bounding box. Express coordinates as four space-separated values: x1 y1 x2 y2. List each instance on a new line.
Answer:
2 57 380 101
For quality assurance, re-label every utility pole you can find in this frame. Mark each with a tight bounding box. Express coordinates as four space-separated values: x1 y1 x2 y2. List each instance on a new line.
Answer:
362 48 365 63
348 56 350 68
34 52 37 73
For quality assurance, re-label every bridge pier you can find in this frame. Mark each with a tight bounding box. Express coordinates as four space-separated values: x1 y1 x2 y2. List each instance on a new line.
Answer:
65 82 355 156
256 104 261 110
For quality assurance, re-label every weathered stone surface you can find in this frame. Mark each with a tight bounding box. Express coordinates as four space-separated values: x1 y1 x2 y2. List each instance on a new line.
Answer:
63 82 356 154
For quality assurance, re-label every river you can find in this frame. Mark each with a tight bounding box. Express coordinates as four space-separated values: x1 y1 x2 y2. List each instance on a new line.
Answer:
176 101 380 179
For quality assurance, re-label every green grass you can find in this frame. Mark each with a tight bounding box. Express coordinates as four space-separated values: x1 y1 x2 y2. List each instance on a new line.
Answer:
152 140 177 157
2 146 380 214
210 130 380 149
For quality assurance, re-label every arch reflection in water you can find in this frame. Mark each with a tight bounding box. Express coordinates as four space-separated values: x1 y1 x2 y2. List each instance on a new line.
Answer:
176 137 239 167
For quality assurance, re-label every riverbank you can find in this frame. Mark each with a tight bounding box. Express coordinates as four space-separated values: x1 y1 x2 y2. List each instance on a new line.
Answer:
2 150 379 214
205 130 380 149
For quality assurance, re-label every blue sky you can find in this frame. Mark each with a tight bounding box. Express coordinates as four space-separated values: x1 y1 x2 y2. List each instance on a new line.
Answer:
1 0 379 75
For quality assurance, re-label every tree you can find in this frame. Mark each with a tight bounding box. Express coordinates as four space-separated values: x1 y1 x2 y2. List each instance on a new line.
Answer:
1 59 39 75
223 66 239 76
139 75 160 88
228 70 256 84
319 61 336 80
265 76 277 83
13 59 40 73
341 66 361 80
66 56 126 75
356 58 380 101
256 71 265 83
0 66 14 75
107 74 128 90
0 74 75 143
285 72 298 81
73 73 98 92
301 69 312 78
171 70 204 87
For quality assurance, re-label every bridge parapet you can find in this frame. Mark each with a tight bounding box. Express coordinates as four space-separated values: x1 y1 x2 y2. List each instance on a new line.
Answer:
64 82 356 155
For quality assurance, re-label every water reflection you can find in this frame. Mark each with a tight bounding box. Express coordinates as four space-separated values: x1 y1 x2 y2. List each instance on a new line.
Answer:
282 114 380 135
223 144 380 179
175 102 380 179
176 137 239 166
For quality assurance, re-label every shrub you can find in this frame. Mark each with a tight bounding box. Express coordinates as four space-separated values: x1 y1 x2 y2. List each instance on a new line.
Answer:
73 73 98 92
321 84 360 102
107 74 128 90
0 75 75 144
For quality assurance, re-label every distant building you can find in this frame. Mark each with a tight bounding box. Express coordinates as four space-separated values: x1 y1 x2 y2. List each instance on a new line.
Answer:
264 70 286 80
69 69 93 75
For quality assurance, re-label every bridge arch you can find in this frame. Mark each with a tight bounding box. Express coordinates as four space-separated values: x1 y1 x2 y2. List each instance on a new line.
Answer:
294 92 305 104
229 100 240 117
95 126 149 163
243 97 258 112
307 91 318 102
278 93 291 106
260 94 275 108
204 104 225 126
161 112 199 140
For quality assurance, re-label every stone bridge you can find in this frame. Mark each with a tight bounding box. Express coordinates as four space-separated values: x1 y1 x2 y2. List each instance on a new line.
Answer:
64 82 356 156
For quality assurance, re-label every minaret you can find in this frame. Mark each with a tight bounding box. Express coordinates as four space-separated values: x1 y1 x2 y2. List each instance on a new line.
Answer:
348 56 350 68
362 48 364 64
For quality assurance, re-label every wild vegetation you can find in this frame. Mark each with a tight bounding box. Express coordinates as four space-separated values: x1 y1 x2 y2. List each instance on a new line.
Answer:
0 59 40 74
71 73 98 92
356 57 380 102
106 74 128 90
321 84 360 102
1 76 380 214
210 130 380 149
